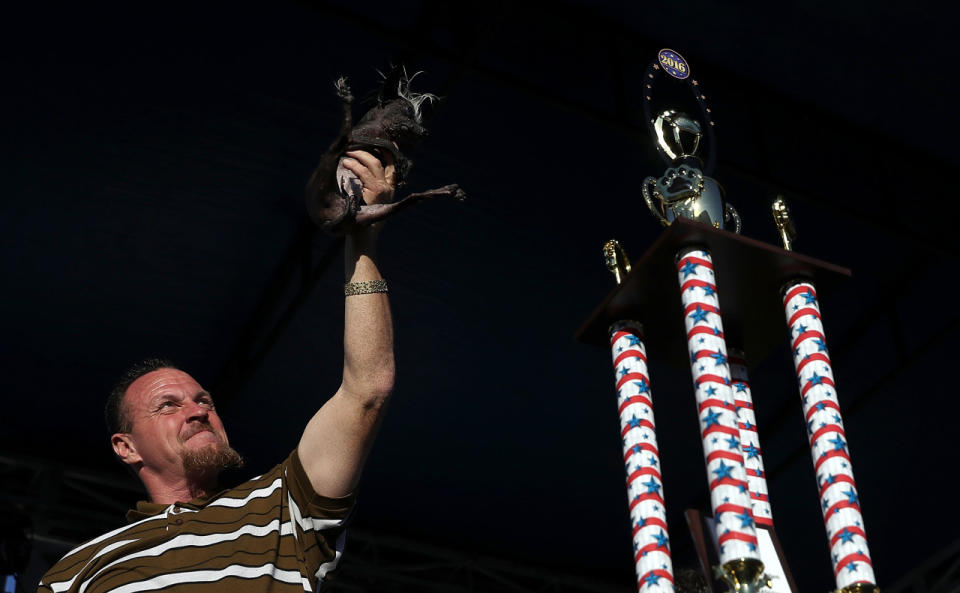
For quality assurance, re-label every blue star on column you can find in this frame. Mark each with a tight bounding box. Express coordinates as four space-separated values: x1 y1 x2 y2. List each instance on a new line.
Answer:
726 435 740 450
634 379 650 394
641 477 661 494
815 401 827 412
735 510 754 528
653 530 669 548
734 382 747 393
627 415 643 429
702 284 716 297
808 372 825 387
702 409 722 428
631 444 642 455
795 323 808 335
843 488 859 505
814 338 828 351
712 460 734 480
822 497 830 510
689 305 709 324
619 366 630 377
845 562 859 573
712 325 722 335
705 385 717 396
680 260 699 277
710 350 728 366
803 290 817 304
644 573 662 586
743 444 760 459
838 528 855 544
649 456 658 466
828 435 847 452
626 335 641 347
748 541 757 552
636 517 648 528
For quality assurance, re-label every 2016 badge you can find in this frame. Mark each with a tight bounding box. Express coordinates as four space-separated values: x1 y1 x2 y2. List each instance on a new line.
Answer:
658 48 690 80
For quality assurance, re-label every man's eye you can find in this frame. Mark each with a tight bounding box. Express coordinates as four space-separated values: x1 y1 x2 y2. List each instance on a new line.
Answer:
159 401 176 409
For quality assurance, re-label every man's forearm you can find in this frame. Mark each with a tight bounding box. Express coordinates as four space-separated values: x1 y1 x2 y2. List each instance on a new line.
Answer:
342 228 395 403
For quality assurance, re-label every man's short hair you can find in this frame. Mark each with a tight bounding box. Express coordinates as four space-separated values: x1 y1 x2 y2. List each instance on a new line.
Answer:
105 357 178 435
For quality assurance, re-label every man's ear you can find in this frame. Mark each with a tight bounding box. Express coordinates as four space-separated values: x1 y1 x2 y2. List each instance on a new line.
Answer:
112 433 142 466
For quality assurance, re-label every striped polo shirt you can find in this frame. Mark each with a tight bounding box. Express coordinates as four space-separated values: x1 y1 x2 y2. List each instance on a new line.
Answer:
38 450 355 593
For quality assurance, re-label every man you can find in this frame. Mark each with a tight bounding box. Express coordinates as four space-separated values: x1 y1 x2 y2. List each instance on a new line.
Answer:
38 148 398 593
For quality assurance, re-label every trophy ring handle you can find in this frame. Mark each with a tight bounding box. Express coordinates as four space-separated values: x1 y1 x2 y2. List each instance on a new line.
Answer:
642 177 669 227
724 203 742 234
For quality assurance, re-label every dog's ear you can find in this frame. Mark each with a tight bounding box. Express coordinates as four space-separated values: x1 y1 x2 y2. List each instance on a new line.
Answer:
376 64 405 105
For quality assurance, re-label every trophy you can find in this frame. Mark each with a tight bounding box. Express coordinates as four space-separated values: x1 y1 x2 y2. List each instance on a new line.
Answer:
640 50 740 234
578 50 879 593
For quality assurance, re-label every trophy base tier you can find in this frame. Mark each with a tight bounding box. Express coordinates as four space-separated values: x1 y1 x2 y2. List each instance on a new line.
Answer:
576 219 850 367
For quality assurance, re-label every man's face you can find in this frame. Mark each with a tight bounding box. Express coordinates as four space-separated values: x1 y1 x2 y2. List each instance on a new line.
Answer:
114 368 237 480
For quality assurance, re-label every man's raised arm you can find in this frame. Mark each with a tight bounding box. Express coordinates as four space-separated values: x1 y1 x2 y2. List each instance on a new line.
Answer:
298 149 397 498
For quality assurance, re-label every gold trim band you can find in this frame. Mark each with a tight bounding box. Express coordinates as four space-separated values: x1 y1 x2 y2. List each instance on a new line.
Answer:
344 279 388 296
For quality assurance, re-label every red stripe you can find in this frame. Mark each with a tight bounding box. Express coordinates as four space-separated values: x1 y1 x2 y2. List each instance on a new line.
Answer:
746 468 764 478
829 525 867 548
706 450 744 464
635 542 671 559
613 349 647 368
792 329 826 351
636 569 674 585
621 419 656 437
616 372 651 391
797 352 831 375
834 552 873 576
629 492 665 511
688 325 725 340
632 516 669 536
805 398 842 421
677 255 714 271
684 302 720 316
618 394 654 415
788 306 822 327
698 398 735 412
734 398 752 408
717 531 758 546
784 283 816 304
703 424 740 439
755 516 774 527
695 373 728 386
814 449 851 473
809 424 845 445
738 422 758 432
800 374 836 397
824 499 861 521
611 329 642 344
680 278 718 294
623 442 659 462
818 474 856 499
626 466 662 484
750 492 770 502
715 503 751 515
709 477 749 491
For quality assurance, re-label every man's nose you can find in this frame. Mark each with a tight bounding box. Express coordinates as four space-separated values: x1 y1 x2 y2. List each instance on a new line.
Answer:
186 402 210 422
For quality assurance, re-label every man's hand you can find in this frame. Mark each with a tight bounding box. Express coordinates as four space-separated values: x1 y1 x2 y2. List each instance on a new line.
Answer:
341 149 396 206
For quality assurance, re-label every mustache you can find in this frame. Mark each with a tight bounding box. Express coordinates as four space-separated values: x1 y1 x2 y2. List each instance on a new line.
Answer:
181 423 220 442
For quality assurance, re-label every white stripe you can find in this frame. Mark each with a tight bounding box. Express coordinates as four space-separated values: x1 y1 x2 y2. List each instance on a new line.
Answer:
53 513 166 563
48 539 138 593
79 520 283 593
315 529 347 582
207 478 282 508
106 563 302 593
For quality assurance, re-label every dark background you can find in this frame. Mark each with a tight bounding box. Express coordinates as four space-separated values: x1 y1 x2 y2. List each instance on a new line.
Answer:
2 1 957 592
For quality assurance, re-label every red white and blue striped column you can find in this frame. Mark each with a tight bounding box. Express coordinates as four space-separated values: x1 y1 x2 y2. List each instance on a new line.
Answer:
783 282 877 591
728 352 774 528
610 321 675 592
676 249 761 567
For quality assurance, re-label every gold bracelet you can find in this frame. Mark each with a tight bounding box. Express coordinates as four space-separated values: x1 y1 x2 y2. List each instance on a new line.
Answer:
344 279 388 296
